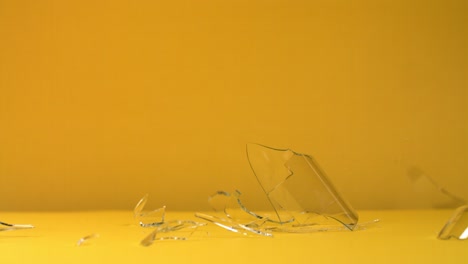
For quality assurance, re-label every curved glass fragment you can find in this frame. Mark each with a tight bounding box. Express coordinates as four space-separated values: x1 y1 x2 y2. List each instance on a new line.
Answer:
246 143 359 230
438 205 468 240
134 194 166 227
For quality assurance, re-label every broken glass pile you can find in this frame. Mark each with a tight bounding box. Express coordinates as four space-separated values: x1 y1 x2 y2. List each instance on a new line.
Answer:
136 143 376 246
134 194 206 246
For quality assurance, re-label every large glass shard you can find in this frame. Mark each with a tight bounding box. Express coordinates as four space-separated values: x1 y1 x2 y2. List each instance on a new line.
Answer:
206 189 377 234
246 143 359 230
438 205 468 240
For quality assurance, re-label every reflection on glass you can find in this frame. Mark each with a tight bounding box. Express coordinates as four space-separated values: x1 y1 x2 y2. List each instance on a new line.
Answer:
438 205 468 240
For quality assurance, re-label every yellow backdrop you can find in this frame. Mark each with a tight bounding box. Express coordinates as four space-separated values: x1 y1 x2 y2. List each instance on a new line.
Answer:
0 0 466 211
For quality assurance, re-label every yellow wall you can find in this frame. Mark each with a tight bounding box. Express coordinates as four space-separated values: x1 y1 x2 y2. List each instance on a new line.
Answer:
0 0 466 211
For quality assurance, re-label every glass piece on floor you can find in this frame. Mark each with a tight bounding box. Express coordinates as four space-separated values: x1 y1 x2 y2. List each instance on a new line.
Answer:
194 212 273 237
264 219 380 233
206 189 376 233
438 205 468 240
210 190 294 224
134 194 207 246
140 220 206 246
76 233 99 246
134 194 166 227
246 143 359 230
0 221 34 232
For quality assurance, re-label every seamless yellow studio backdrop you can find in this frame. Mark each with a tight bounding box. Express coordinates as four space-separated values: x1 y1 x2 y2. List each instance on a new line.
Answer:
1 1 467 263
0 0 467 211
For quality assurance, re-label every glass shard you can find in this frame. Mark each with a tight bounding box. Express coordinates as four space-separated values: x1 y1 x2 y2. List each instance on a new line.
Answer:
205 190 377 234
134 194 166 227
0 221 34 232
209 190 292 224
140 220 206 246
438 205 468 240
246 143 359 230
76 233 99 246
194 212 273 237
134 194 206 246
264 219 380 233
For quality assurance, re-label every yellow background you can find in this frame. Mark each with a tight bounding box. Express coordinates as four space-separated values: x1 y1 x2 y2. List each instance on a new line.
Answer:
0 0 467 211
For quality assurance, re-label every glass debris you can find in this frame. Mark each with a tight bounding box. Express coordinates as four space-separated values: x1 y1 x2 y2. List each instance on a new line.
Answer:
204 190 378 234
0 221 34 232
438 205 468 240
136 143 373 242
195 212 273 237
140 220 205 246
245 143 359 230
76 233 100 246
134 194 166 227
134 194 206 246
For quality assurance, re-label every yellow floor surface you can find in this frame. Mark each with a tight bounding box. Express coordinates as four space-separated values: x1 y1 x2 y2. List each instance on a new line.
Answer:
0 210 466 263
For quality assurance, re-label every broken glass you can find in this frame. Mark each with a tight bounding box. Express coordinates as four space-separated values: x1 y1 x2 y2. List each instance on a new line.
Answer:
140 220 206 246
245 143 359 230
0 221 34 232
205 189 377 234
76 233 99 246
137 143 369 241
195 212 273 237
134 194 206 246
438 205 468 240
134 194 166 227
208 190 290 225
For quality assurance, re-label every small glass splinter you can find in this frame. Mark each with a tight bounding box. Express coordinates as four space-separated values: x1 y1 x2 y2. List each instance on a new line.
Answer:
0 221 34 232
438 205 468 240
141 230 187 247
76 233 100 246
